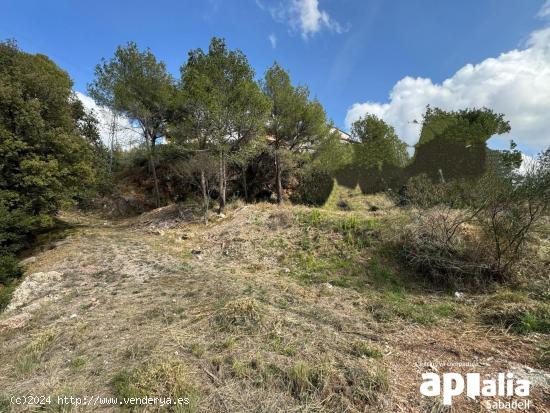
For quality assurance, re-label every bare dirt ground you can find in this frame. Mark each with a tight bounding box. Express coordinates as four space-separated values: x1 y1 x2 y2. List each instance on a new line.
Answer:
0 201 548 412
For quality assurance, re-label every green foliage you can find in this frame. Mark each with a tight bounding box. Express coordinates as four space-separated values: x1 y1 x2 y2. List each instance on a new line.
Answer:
175 37 270 213
287 211 381 288
264 63 328 151
397 174 475 208
496 140 522 170
177 37 270 150
88 42 174 129
89 41 175 207
312 129 354 174
351 114 409 169
1 41 98 214
15 331 56 377
406 107 511 183
350 342 383 358
69 357 87 370
482 291 550 334
0 40 100 284
298 210 377 248
376 290 455 325
0 282 17 312
294 167 334 206
0 253 23 285
417 106 511 146
71 100 112 199
263 63 329 202
286 361 327 398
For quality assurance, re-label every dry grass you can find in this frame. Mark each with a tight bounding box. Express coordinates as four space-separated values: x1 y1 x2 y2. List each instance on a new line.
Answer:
213 298 264 332
0 195 548 412
112 360 200 411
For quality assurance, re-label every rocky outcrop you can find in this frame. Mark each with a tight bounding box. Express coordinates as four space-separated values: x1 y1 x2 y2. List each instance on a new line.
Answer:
5 271 64 312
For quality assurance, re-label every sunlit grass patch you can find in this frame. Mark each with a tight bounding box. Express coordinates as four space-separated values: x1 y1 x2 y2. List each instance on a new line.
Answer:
286 361 328 398
350 341 383 359
69 357 86 370
213 298 264 332
15 330 57 377
480 289 550 334
112 360 199 412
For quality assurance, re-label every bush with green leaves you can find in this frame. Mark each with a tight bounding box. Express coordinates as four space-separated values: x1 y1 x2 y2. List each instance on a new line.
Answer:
293 167 334 206
0 40 102 292
0 254 22 284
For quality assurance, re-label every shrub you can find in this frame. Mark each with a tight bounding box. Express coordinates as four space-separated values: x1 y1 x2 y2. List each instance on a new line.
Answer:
0 253 23 285
294 168 334 206
394 174 474 208
0 251 23 312
0 283 17 312
472 156 550 277
399 207 497 287
398 147 550 285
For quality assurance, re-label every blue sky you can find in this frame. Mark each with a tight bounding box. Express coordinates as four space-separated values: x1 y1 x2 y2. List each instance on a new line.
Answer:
1 0 549 153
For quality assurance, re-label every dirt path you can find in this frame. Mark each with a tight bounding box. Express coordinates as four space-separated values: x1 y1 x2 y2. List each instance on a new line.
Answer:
0 205 548 412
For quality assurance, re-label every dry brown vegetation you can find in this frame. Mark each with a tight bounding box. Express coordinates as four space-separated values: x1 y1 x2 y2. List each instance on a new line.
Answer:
0 188 548 412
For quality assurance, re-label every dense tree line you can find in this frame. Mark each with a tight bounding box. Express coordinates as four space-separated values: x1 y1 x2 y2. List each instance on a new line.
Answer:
89 38 337 221
87 38 421 216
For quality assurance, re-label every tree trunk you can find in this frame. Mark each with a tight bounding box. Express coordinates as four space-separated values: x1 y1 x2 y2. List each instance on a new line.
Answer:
274 149 283 204
218 149 226 214
149 136 161 208
200 168 209 224
108 112 117 174
242 165 248 203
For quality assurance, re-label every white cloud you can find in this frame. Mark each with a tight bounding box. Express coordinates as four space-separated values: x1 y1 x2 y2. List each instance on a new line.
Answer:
269 33 277 48
538 0 550 18
345 25 550 153
258 0 345 39
76 92 141 149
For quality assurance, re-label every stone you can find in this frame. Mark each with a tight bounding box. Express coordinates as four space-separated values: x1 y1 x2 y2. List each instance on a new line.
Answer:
0 313 31 332
19 256 37 266
6 271 63 312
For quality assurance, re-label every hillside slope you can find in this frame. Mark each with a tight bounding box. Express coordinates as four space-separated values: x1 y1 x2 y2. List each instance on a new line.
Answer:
0 200 548 412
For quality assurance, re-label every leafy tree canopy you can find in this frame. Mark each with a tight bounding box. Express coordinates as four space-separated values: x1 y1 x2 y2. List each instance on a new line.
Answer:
176 37 270 149
417 106 511 146
351 114 409 169
88 41 175 207
263 63 327 151
88 41 175 139
0 40 98 252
